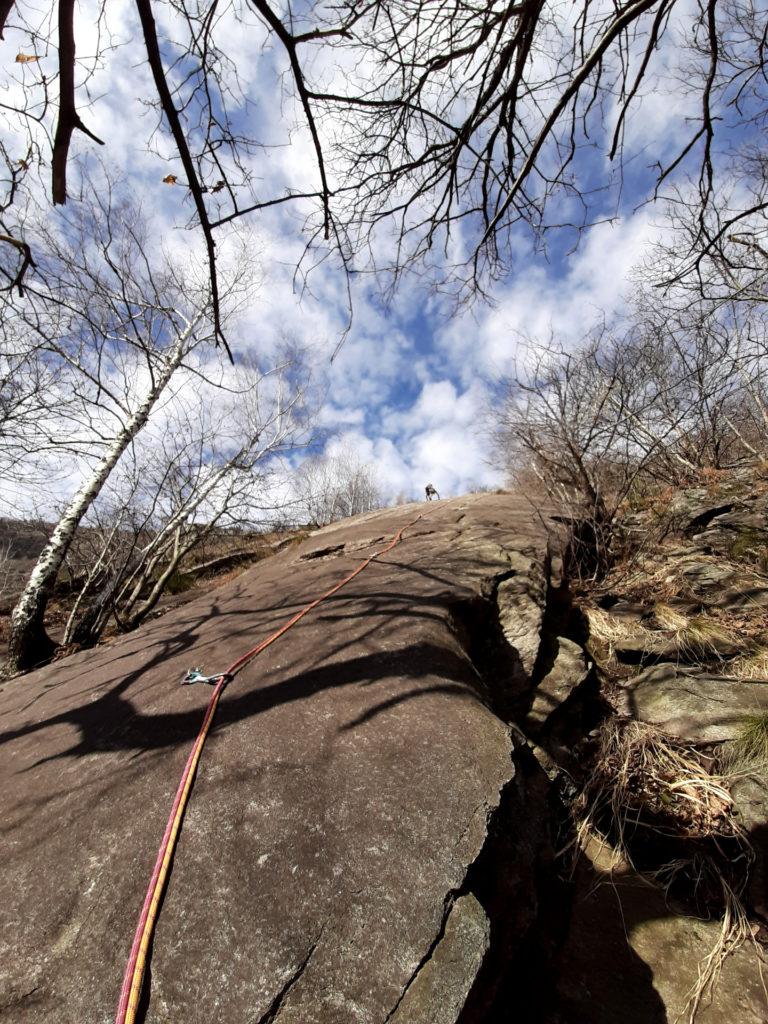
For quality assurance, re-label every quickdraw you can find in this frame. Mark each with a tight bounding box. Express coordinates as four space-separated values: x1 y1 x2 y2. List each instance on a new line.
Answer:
181 668 233 687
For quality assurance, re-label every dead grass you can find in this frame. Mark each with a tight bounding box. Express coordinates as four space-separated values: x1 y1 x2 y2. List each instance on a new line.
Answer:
722 714 768 774
677 615 735 660
572 719 757 1024
726 647 768 681
651 602 690 631
586 605 736 666
603 529 768 601
676 872 758 1024
575 719 741 848
585 606 651 662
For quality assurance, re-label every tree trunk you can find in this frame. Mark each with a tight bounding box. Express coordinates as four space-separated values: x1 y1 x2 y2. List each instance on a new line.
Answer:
6 326 194 674
121 535 195 631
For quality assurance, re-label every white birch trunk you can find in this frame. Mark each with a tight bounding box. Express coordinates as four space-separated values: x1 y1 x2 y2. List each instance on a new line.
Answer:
8 319 198 672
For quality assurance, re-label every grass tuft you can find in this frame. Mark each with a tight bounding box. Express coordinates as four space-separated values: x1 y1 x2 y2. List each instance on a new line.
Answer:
571 719 756 1024
678 615 734 660
724 713 768 772
727 647 768 681
651 602 690 632
586 606 735 665
574 719 742 850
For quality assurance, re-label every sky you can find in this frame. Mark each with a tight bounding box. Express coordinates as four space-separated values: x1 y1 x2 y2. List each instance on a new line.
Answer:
0 0 751 508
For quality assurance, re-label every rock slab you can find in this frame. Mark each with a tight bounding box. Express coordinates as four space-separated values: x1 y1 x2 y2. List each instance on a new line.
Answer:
629 664 768 742
550 838 768 1024
0 494 552 1024
525 637 590 736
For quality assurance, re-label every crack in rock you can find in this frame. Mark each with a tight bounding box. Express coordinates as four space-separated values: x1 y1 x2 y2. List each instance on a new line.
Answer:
384 892 490 1024
255 927 324 1024
299 543 346 561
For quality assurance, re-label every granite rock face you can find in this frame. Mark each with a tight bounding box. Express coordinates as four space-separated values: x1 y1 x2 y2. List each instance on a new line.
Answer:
5 486 766 1024
525 637 591 737
628 664 768 742
0 495 556 1024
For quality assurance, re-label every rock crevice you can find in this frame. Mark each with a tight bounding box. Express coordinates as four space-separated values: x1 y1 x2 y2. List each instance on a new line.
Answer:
0 495 614 1023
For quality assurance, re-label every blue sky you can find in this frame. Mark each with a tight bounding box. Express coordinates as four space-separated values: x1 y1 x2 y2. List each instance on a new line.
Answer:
2 0 756 506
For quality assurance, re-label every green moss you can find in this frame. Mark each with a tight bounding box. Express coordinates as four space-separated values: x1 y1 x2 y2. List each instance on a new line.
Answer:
727 529 768 569
166 572 195 595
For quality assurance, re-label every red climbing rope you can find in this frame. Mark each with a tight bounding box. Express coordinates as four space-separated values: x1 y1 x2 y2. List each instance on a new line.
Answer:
115 512 425 1024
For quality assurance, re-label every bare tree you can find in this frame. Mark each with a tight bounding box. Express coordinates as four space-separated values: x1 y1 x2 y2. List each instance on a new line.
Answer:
59 357 307 648
492 304 765 573
294 447 383 527
495 333 631 525
3 187 255 673
1 1 766 313
0 330 64 480
629 287 768 465
653 169 768 311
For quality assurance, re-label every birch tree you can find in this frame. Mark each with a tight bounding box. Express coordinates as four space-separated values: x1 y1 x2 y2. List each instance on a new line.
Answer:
60 358 307 647
8 317 203 669
4 189 252 673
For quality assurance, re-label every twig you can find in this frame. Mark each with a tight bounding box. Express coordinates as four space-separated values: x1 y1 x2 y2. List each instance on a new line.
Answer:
135 0 231 359
249 0 332 240
0 232 36 295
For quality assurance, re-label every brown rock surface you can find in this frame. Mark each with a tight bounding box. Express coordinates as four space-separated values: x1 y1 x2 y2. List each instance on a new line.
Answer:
549 838 768 1024
628 664 768 742
0 495 552 1024
525 638 590 736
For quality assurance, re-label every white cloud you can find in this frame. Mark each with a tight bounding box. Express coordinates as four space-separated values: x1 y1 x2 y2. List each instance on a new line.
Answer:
2 0 737 520
432 208 668 388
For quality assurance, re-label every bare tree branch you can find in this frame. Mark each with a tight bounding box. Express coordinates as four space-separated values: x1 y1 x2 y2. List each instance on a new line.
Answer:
134 0 230 358
51 0 104 204
0 232 35 295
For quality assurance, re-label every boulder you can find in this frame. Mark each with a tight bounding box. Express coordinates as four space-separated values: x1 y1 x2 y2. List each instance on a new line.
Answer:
549 838 768 1024
601 599 648 621
714 586 768 611
0 494 555 1024
525 637 591 736
628 664 768 742
496 572 547 684
730 773 768 920
679 559 738 594
612 633 684 662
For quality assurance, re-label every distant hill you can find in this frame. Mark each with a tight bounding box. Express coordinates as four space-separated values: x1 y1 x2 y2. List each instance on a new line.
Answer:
0 517 51 560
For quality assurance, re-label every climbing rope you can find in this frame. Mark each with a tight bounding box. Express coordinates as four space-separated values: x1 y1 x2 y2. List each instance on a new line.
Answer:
114 511 425 1024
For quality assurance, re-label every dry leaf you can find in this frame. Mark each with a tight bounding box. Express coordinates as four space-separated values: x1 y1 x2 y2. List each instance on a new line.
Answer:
162 174 177 185
15 53 40 63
